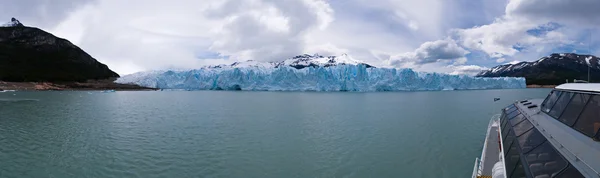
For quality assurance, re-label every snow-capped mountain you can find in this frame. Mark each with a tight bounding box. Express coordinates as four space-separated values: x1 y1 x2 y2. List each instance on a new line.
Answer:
117 54 525 91
205 53 374 69
1 17 24 27
476 53 600 85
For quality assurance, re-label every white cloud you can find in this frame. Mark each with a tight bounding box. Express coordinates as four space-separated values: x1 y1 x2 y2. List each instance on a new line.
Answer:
495 58 506 63
43 0 336 74
506 60 522 65
506 0 600 27
453 17 541 57
452 0 598 63
389 39 469 67
449 65 489 76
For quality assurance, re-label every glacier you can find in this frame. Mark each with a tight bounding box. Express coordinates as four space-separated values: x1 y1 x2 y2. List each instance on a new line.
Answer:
117 64 526 91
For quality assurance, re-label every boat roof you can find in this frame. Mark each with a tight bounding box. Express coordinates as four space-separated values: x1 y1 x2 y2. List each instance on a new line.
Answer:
556 83 600 92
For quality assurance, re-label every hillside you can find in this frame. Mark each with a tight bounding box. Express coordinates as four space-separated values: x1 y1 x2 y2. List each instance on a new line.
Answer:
0 18 119 82
476 53 600 85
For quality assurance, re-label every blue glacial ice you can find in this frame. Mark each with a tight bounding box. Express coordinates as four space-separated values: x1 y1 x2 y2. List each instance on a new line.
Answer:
116 64 526 91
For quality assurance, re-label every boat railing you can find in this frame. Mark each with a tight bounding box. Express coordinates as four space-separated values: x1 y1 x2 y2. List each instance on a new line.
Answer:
471 157 480 178
472 114 500 178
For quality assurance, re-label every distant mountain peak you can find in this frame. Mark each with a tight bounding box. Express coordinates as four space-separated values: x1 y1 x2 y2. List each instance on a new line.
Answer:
477 53 600 85
1 17 24 27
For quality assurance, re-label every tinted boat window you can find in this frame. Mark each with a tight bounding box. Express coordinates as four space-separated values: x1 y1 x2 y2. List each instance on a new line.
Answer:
502 114 509 129
507 110 520 120
510 114 526 126
523 141 568 177
541 91 553 107
509 160 527 178
548 92 574 118
506 104 516 111
517 128 546 153
574 95 600 137
503 137 513 156
512 120 534 136
542 91 562 113
502 123 512 139
503 130 516 155
558 93 590 126
554 165 585 178
505 139 522 177
507 106 518 114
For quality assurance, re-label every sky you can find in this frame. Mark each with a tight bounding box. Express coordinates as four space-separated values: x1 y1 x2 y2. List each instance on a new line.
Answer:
1 0 600 75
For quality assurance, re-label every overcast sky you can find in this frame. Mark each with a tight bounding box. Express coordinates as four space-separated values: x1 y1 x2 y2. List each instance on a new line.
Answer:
1 0 599 75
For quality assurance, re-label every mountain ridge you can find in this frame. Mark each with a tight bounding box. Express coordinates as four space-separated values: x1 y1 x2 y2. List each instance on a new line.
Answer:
476 53 600 85
0 18 120 82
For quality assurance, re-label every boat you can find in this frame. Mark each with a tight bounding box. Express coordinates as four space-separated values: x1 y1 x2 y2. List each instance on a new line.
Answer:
473 83 600 178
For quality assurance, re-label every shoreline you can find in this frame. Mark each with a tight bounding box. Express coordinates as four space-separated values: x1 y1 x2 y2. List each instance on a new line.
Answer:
0 80 157 91
526 84 557 88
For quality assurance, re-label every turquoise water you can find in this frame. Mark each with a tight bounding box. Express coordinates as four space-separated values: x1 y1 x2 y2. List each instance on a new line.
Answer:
0 89 551 177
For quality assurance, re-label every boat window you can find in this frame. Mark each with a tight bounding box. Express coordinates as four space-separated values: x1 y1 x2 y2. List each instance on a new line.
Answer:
503 124 514 141
505 139 523 177
506 104 516 111
503 130 516 155
541 91 553 106
522 141 568 178
517 128 546 153
512 120 534 136
503 136 513 156
574 95 600 137
507 110 521 120
501 114 509 129
509 160 527 178
542 91 562 113
507 107 519 116
510 114 526 126
554 165 585 178
558 93 590 126
548 92 574 118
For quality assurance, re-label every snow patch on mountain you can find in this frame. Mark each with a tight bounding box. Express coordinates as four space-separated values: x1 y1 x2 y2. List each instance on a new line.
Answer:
478 53 600 77
1 18 23 27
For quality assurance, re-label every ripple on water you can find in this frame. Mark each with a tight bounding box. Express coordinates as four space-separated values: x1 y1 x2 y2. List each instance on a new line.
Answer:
0 90 552 177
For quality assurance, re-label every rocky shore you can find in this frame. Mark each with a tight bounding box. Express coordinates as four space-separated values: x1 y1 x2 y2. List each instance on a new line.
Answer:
0 80 156 91
526 84 557 88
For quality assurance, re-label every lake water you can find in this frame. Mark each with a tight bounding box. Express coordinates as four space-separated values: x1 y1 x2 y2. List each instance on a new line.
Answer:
0 89 551 178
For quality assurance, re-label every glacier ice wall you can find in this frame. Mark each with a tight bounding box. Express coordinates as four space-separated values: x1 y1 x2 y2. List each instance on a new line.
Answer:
116 65 526 91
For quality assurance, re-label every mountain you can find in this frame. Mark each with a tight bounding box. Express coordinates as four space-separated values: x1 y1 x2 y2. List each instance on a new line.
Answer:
0 18 119 82
476 53 600 85
117 55 526 91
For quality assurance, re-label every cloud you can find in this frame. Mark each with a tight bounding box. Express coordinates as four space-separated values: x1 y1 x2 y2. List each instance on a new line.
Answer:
0 0 97 28
3 0 599 76
506 0 600 27
506 60 522 65
207 0 334 62
452 0 597 61
39 0 337 74
389 39 469 66
449 65 489 75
